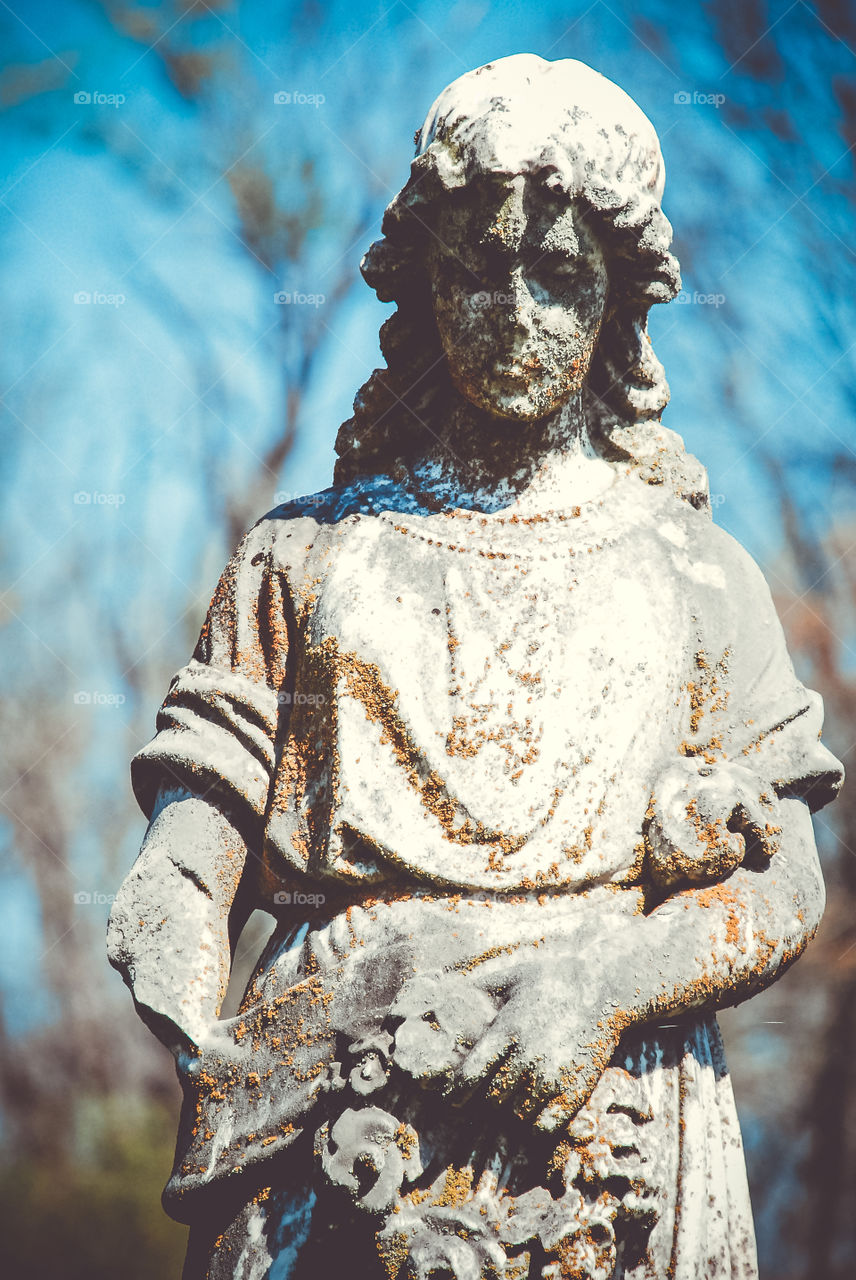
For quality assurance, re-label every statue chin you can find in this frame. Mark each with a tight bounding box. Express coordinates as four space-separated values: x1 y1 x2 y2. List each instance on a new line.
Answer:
453 374 578 424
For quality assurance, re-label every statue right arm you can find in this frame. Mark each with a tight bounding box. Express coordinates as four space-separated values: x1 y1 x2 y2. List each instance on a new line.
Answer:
107 782 258 1058
108 516 293 1058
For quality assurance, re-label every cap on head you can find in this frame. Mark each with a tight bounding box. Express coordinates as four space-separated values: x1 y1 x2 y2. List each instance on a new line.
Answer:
414 53 665 208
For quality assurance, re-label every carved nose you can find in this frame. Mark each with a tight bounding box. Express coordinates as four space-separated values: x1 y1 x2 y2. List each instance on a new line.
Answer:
502 266 530 313
492 269 533 354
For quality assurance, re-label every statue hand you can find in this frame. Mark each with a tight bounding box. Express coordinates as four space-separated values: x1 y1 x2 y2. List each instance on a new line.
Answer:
646 757 780 888
446 949 621 1133
178 989 336 1107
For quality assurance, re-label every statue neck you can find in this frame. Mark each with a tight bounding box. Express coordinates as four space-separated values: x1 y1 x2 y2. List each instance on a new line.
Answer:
405 392 616 515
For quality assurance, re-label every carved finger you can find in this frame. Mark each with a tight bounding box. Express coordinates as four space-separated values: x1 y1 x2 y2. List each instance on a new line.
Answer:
533 1093 578 1133
446 1021 516 1103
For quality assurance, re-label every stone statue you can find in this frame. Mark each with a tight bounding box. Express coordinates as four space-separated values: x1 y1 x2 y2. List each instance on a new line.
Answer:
108 54 844 1279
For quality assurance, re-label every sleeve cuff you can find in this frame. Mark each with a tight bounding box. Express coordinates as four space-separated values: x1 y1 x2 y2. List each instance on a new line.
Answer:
131 659 280 819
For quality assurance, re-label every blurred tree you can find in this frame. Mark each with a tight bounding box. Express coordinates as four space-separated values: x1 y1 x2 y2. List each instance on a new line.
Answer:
0 12 452 1274
720 455 856 1279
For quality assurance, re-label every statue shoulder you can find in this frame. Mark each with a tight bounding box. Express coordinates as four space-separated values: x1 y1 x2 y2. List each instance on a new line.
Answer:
247 473 410 577
688 516 773 601
261 474 409 527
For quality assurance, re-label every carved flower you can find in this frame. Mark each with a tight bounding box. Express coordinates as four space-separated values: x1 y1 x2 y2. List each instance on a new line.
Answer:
544 1198 617 1280
546 1068 659 1271
645 757 777 888
564 1067 655 1200
347 1033 393 1096
387 970 497 1084
500 1182 618 1280
315 1106 422 1214
398 1222 505 1280
377 1195 506 1280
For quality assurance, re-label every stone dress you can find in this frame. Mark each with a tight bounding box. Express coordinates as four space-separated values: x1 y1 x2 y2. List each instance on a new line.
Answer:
131 465 843 1279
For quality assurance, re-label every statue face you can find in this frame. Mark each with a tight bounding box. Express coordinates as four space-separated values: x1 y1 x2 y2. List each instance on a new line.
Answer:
426 175 609 422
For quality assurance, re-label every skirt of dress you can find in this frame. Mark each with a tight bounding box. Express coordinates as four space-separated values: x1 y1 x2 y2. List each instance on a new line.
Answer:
174 896 759 1280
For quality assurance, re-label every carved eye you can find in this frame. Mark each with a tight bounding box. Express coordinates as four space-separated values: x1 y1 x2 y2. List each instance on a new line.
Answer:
533 253 581 280
430 244 485 286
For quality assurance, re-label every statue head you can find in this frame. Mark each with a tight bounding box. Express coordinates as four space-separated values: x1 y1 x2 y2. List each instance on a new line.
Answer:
335 54 707 507
426 172 610 424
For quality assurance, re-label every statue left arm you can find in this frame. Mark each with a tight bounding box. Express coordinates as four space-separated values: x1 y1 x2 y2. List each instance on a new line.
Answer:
111 515 291 1052
453 796 828 1129
624 793 821 1020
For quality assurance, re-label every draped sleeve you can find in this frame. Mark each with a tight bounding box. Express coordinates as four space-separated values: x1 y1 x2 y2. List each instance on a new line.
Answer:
130 517 291 824
690 524 843 812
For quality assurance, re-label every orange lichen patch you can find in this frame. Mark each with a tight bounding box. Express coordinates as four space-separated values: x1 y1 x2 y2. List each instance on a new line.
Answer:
376 1229 410 1280
273 638 529 863
446 704 544 782
213 834 246 906
402 1185 434 1207
393 1123 417 1159
431 1166 474 1208
679 648 731 760
486 1059 519 1103
612 839 649 891
547 1137 576 1180
686 680 705 737
690 881 744 950
453 941 518 973
194 533 291 692
685 798 730 858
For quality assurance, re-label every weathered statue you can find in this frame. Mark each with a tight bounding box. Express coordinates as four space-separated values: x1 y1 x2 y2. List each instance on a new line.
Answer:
108 55 843 1279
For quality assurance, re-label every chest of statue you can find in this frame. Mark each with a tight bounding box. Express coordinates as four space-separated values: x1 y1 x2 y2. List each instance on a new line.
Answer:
266 488 699 887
